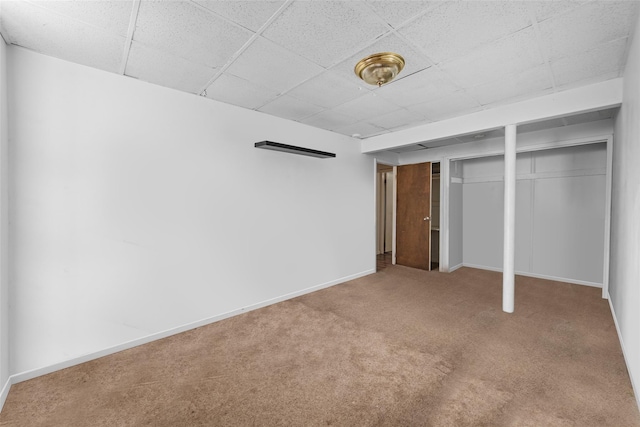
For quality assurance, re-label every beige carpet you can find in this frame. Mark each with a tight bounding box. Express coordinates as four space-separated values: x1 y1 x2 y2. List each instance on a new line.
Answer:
1 266 638 426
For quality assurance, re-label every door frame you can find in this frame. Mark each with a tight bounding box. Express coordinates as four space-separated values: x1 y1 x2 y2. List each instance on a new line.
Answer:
374 160 397 267
374 158 443 271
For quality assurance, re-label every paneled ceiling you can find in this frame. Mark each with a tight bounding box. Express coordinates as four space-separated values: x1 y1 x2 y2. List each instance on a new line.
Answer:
0 0 638 139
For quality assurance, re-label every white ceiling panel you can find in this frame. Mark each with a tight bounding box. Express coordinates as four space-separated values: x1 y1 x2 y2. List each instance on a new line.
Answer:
0 0 124 73
439 27 543 88
366 108 425 130
331 33 433 83
399 1 532 64
332 92 402 122
375 67 461 107
258 95 324 122
366 1 438 28
262 1 389 67
226 36 324 95
333 121 387 138
192 1 285 32
408 91 482 122
300 110 359 130
134 0 253 68
125 42 216 94
528 1 589 24
467 65 553 106
551 38 627 87
0 0 636 141
287 71 367 109
205 73 278 110
31 0 133 37
539 1 639 61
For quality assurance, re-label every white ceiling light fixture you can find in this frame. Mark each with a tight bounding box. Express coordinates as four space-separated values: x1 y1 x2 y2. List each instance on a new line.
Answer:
354 52 405 87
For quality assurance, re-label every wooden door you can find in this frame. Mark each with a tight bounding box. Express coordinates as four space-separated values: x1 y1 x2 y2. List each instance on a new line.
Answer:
396 162 432 270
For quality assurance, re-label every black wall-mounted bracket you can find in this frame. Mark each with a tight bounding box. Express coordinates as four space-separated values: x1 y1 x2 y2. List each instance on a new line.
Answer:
254 141 336 159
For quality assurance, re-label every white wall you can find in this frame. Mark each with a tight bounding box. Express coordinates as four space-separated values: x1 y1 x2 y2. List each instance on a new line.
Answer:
0 38 9 396
7 47 374 375
611 13 640 409
461 144 607 286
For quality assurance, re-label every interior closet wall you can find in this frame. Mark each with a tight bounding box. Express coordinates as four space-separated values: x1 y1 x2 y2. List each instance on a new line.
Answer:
462 143 607 286
449 161 463 269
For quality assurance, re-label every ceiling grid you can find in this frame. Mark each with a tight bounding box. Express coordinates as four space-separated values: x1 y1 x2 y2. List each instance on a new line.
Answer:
0 0 637 145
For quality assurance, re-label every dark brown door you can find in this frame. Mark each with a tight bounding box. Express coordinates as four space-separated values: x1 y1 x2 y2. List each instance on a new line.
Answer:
396 162 432 270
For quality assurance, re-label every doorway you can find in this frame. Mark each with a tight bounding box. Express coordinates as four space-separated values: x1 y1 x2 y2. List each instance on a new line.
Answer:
376 163 393 271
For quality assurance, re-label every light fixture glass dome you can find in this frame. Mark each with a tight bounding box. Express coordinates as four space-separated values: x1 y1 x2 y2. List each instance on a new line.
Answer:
354 52 405 87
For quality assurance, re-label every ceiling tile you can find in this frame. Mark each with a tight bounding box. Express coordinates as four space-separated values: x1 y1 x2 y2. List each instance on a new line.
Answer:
332 92 402 122
332 33 433 84
399 1 532 64
366 108 425 130
539 1 639 61
366 1 439 28
258 95 325 122
439 27 543 88
0 0 124 73
467 65 553 106
126 43 216 94
262 1 390 67
134 0 253 68
205 73 278 110
31 0 133 37
333 121 388 138
287 71 367 109
551 38 627 87
527 1 589 24
408 91 482 122
192 1 285 32
226 36 324 95
374 67 461 106
300 110 359 130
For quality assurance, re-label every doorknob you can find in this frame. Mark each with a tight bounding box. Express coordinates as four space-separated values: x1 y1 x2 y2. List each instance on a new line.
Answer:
423 217 430 221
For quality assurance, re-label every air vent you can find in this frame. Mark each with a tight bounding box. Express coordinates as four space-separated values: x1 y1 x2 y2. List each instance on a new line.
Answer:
254 141 336 159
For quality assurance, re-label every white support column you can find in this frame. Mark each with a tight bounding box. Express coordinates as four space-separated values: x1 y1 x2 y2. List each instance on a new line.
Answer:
503 124 517 313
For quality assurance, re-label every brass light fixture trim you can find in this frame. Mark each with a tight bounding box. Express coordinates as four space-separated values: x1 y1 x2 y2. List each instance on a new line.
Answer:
354 52 405 87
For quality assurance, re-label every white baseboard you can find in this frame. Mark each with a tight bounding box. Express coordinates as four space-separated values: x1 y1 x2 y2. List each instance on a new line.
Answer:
0 377 11 412
10 269 375 386
462 263 603 288
607 296 640 412
448 263 464 272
